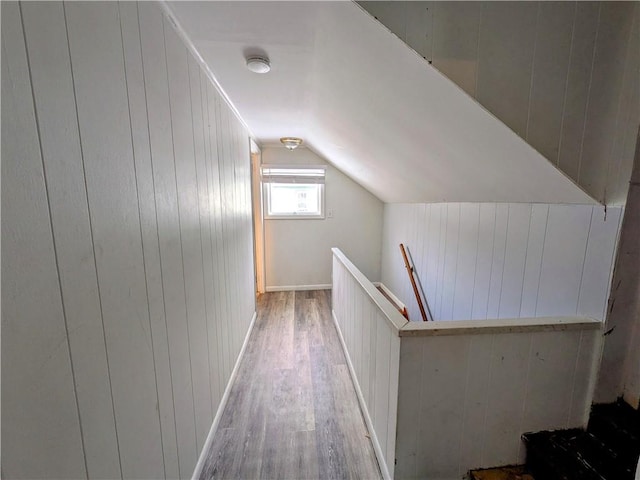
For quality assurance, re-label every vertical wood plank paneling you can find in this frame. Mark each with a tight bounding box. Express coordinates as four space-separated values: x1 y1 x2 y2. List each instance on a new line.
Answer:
215 98 234 383
486 204 509 318
521 331 581 434
498 204 531 318
383 202 620 323
568 330 602 426
431 204 445 318
362 1 637 202
471 203 496 319
537 205 592 316
418 204 431 304
21 2 121 477
386 333 401 478
458 334 494 474
368 295 378 414
579 2 635 202
355 292 364 381
557 2 600 181
206 85 231 391
119 4 180 476
405 1 432 61
374 313 391 461
440 203 460 320
476 2 538 137
4 2 256 477
425 204 441 318
395 327 602 478
231 113 245 357
190 58 222 413
611 5 640 204
395 205 412 317
1 3 86 476
138 4 197 476
453 204 480 320
431 1 482 97
361 297 372 403
577 206 622 319
395 338 423 479
526 2 575 162
164 19 212 454
519 204 549 317
416 336 469 478
65 3 164 477
482 333 530 466
226 113 240 357
411 205 425 310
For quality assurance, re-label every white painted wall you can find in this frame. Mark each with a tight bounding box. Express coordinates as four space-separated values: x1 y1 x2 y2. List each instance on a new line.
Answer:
382 203 622 323
332 248 602 480
263 147 383 290
1 2 255 478
168 1 596 206
359 1 640 205
396 325 602 479
332 249 407 479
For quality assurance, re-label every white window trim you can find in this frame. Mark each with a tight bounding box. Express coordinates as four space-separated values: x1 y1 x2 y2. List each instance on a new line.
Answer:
261 165 326 220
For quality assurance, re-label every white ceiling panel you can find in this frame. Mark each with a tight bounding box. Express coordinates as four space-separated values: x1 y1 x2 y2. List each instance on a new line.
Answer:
166 1 597 205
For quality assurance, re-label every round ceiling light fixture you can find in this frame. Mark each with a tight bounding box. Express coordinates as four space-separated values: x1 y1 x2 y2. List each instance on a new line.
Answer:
280 137 303 150
246 56 271 74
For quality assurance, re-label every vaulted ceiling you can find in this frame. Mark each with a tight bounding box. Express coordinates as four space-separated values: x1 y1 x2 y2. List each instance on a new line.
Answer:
165 1 596 205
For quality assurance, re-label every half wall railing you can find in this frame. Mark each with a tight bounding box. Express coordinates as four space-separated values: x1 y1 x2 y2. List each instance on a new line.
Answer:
332 247 603 480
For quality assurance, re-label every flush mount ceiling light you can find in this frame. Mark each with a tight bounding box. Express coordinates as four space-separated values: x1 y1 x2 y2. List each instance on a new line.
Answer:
246 56 271 74
280 137 303 150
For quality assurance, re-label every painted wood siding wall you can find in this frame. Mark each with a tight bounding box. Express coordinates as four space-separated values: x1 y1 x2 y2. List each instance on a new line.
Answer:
396 326 602 479
382 203 622 324
1 2 255 479
359 1 640 205
332 253 403 479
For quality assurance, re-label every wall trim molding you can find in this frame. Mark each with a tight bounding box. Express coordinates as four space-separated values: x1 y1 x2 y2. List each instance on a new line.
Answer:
331 309 391 480
265 284 332 292
191 311 258 480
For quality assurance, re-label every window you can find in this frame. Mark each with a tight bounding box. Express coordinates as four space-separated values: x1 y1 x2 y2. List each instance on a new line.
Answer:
261 166 326 219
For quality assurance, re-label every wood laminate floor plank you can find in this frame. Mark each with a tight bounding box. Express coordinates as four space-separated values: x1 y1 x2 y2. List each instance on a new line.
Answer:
199 290 381 479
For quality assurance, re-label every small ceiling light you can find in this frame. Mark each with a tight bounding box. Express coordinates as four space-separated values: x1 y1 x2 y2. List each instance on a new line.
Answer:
246 56 271 74
280 137 303 150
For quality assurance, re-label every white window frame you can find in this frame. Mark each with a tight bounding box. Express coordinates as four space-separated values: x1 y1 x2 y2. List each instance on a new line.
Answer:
261 165 326 219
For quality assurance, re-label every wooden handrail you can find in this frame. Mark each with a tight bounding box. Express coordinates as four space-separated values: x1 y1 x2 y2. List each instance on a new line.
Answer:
400 243 430 322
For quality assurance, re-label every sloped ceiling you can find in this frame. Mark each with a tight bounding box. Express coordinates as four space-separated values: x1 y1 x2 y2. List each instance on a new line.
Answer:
165 1 597 205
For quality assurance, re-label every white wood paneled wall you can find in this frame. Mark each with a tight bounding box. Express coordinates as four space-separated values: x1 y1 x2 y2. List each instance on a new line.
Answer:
359 1 640 205
395 327 602 479
382 203 622 324
332 252 404 479
333 249 601 479
1 2 255 479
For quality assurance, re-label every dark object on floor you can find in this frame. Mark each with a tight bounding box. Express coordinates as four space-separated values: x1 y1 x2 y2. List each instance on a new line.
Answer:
469 465 535 480
522 399 640 480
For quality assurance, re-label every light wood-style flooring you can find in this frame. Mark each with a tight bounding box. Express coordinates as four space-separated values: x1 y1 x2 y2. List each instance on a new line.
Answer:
199 290 382 479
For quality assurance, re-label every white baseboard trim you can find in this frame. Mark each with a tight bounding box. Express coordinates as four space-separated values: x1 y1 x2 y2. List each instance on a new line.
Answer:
265 284 332 292
331 309 391 480
192 311 258 480
373 281 406 312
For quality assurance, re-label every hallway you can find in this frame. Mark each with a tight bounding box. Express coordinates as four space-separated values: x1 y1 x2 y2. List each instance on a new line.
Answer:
199 290 382 479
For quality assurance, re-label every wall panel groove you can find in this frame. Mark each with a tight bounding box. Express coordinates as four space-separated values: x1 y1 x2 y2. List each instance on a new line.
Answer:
2 2 256 478
382 203 621 323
